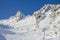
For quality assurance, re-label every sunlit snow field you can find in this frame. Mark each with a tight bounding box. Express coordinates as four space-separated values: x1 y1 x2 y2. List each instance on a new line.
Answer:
0 4 60 40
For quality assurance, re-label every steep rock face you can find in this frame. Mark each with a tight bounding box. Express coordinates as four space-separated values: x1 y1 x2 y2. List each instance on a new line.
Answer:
33 4 60 40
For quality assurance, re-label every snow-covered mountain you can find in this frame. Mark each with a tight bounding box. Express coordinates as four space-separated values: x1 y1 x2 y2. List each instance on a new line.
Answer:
0 4 60 40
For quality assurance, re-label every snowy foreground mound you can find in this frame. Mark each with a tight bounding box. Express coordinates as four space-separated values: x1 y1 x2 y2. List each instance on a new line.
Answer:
0 4 60 40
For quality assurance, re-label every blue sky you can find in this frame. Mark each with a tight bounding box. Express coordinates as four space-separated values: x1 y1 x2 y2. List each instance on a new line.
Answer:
0 0 60 19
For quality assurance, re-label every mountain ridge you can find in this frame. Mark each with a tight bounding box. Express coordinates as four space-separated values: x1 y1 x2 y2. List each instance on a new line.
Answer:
0 4 60 40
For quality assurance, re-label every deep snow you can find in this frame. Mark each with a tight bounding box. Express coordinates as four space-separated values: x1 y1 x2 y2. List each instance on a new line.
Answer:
0 4 60 40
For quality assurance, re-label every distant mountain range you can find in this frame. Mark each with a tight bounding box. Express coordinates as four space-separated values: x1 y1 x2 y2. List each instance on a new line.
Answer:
0 4 60 40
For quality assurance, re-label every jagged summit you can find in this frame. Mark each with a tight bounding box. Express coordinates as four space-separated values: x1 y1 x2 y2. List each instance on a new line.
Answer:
33 4 60 19
16 11 25 19
8 10 25 22
15 11 25 21
16 10 22 18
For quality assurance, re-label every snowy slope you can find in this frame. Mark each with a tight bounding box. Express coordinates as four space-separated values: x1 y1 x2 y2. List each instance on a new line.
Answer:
0 4 60 40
